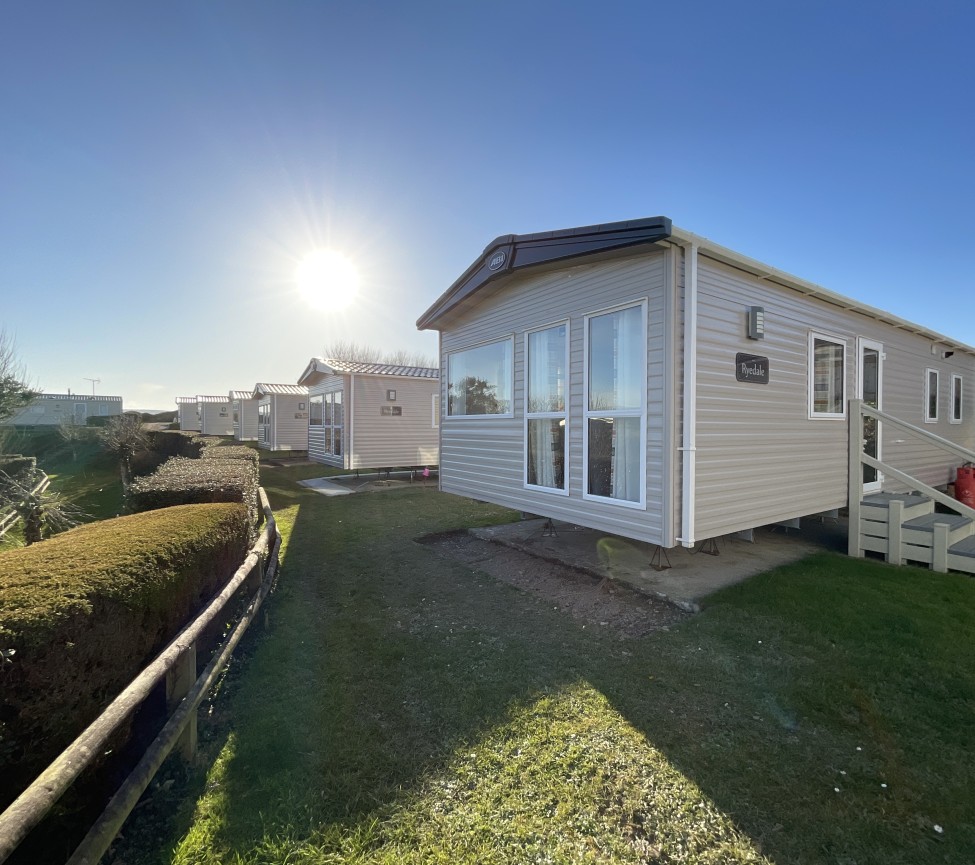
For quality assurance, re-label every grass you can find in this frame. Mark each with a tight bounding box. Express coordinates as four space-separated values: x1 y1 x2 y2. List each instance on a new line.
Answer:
109 465 975 864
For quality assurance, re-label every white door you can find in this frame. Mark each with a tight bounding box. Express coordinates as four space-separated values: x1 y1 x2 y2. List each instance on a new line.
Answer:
857 338 883 493
74 403 88 426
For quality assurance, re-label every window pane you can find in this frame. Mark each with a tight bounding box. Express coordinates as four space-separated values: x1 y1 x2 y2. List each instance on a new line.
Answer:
309 396 323 426
447 341 512 415
528 325 566 413
928 370 939 420
588 306 642 410
527 418 565 489
953 376 963 421
813 339 844 414
587 416 641 502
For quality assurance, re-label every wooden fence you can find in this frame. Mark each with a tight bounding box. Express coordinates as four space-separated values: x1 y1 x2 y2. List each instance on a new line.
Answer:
0 487 281 864
0 472 50 539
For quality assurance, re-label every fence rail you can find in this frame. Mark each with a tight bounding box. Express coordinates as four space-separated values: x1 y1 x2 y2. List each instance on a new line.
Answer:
0 487 281 864
0 472 50 539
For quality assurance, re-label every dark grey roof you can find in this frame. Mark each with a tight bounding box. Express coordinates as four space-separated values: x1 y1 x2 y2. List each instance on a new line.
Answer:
298 358 439 384
416 216 672 329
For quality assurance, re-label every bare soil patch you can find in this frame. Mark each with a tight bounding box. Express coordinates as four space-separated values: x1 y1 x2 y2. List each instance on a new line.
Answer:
419 530 689 638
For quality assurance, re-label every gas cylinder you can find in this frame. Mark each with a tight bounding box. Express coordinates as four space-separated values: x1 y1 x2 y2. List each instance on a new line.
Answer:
955 465 975 508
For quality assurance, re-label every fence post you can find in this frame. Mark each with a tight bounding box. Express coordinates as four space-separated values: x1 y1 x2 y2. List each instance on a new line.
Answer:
165 644 198 762
932 522 950 573
887 499 903 566
848 399 864 558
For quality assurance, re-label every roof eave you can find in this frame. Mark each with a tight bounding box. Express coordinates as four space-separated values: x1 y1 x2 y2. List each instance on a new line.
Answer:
417 216 673 330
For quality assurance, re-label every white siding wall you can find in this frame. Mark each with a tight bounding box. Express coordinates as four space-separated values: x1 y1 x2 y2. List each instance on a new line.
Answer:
233 399 259 441
691 256 975 539
349 376 439 469
270 394 309 451
178 404 201 431
440 251 672 545
200 402 233 435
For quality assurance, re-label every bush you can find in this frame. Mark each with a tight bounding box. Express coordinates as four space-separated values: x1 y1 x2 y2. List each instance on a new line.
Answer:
0 455 37 504
127 456 259 527
0 502 250 808
199 443 260 467
146 429 201 459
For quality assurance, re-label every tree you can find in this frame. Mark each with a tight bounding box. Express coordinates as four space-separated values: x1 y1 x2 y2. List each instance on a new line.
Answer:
321 340 436 369
0 329 38 425
0 469 84 545
99 413 149 489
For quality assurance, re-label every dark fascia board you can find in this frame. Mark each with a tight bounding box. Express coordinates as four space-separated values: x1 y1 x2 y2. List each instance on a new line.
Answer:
416 216 672 330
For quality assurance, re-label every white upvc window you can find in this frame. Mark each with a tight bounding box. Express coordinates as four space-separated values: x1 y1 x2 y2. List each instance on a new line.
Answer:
524 321 569 494
808 332 847 419
322 391 343 455
446 338 513 417
951 374 963 424
432 394 440 428
925 368 940 423
583 301 647 508
309 394 324 426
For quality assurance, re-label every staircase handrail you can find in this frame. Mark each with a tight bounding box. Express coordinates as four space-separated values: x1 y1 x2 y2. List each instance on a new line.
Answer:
860 402 975 465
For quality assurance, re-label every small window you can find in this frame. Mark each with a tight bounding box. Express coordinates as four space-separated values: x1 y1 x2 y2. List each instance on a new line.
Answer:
925 368 939 423
808 333 846 418
309 395 324 426
447 338 513 416
951 374 963 424
387 389 397 401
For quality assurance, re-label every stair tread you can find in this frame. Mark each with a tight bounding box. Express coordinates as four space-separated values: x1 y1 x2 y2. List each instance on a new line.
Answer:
948 535 975 558
901 513 973 532
861 493 932 508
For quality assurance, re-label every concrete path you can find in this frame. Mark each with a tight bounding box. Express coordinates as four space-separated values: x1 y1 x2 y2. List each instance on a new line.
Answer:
470 517 847 611
298 477 353 496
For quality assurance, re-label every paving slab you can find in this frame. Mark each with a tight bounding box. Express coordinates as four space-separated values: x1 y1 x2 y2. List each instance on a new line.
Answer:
298 477 353 496
470 517 846 611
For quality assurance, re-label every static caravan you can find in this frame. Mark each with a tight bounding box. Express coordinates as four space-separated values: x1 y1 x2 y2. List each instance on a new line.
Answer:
230 390 259 441
176 396 201 431
197 395 233 436
252 383 309 452
417 216 975 561
297 358 440 471
2 393 123 426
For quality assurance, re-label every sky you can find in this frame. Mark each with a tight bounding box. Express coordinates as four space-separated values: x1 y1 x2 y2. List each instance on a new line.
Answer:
1 1 973 410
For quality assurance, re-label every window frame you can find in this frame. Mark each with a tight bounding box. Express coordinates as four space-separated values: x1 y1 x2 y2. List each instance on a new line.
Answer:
445 336 515 418
950 373 963 424
309 394 324 426
807 331 848 420
321 390 343 455
432 393 440 428
523 319 570 496
581 299 648 510
924 368 940 423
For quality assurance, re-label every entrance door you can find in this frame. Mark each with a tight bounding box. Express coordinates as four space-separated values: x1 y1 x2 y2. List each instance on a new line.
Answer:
74 403 88 426
857 339 883 492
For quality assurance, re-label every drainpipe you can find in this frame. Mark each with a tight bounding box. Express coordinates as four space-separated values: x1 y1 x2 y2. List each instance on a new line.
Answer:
678 243 699 547
348 374 355 472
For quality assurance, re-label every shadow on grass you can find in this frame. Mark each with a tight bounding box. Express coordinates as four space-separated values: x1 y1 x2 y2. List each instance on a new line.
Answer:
153 480 975 864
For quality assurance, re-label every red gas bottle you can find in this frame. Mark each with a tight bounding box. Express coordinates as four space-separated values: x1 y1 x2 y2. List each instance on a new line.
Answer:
955 465 975 508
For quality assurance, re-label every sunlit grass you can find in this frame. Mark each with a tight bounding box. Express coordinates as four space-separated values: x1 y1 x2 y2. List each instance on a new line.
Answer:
113 470 975 865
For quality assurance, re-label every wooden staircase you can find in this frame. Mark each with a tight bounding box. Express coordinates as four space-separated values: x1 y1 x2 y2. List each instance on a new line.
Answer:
849 400 975 576
857 492 975 574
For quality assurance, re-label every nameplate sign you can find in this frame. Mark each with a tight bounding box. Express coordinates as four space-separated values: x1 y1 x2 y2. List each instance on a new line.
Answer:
735 353 769 384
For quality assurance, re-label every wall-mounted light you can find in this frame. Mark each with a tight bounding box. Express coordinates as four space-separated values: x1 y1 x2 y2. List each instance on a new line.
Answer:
746 306 765 340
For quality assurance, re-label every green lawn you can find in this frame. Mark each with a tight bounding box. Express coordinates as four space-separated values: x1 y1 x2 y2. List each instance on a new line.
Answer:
114 465 975 864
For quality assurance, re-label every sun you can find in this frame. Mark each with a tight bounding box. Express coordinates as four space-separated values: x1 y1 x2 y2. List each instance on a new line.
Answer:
295 250 360 310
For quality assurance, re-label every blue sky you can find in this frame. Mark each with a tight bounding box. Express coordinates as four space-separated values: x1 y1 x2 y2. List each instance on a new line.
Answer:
2 1 973 409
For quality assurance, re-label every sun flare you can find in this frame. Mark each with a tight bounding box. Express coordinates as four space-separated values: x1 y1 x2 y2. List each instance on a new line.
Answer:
295 250 360 310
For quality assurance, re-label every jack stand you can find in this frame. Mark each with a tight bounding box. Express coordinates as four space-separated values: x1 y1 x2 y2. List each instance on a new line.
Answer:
700 537 720 556
650 545 672 571
542 518 558 537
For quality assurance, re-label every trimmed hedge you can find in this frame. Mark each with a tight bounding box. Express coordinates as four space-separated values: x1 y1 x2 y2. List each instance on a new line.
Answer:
199 443 260 467
127 456 259 527
146 429 202 459
0 502 250 808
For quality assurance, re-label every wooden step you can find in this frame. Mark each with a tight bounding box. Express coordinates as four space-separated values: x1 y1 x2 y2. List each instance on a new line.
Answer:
899 513 974 570
947 535 975 575
859 493 934 557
